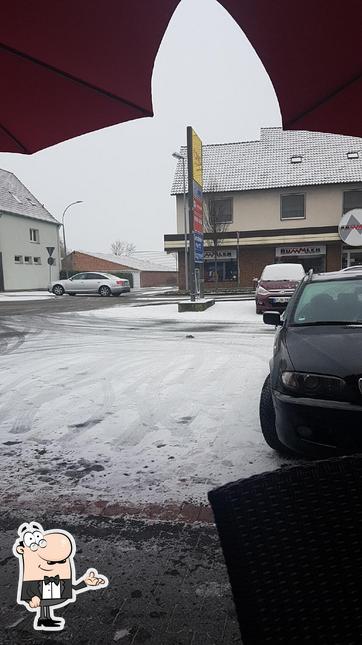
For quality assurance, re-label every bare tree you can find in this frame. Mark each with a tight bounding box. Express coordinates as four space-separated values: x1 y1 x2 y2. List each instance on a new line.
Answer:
110 240 136 256
203 192 230 287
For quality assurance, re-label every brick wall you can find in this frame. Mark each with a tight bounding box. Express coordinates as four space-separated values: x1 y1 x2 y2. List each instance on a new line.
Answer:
326 243 342 272
65 251 132 273
140 272 177 288
65 252 177 288
238 246 275 288
178 252 186 290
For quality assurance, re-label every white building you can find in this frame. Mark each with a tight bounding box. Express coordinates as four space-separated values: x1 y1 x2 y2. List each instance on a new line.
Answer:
0 169 60 291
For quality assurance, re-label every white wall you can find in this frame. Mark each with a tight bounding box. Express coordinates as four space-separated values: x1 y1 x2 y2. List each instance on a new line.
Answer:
175 183 362 233
0 213 60 290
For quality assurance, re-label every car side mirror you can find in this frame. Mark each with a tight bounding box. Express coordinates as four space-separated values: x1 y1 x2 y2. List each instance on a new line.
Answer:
263 311 282 326
253 277 259 283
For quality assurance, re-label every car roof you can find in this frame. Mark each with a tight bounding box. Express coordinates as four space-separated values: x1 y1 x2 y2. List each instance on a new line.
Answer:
310 269 362 282
341 265 362 271
76 271 114 277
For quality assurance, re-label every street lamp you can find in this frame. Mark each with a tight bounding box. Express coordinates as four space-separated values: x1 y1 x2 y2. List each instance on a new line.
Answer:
172 152 188 292
62 200 83 278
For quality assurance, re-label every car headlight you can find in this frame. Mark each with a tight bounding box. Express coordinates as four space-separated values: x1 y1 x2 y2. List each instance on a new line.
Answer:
281 371 346 399
257 286 269 295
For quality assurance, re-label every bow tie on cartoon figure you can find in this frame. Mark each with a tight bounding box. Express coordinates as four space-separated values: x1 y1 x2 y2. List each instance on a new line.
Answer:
13 521 109 631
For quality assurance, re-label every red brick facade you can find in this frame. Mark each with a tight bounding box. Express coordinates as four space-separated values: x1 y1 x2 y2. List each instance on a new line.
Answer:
176 242 343 290
63 251 177 288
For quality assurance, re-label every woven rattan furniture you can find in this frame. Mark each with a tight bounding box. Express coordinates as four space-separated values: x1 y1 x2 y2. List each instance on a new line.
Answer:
208 456 362 644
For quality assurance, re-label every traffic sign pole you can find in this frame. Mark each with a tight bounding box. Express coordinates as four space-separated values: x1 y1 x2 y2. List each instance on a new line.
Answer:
187 126 203 302
187 127 196 302
46 247 55 286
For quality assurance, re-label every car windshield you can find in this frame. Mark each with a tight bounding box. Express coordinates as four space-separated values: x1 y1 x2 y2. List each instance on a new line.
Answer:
292 278 362 325
261 264 305 281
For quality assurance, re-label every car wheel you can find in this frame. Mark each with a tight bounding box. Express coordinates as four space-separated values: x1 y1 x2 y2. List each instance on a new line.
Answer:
69 292 76 296
259 375 291 454
99 285 111 297
52 284 65 296
114 292 122 297
256 306 262 315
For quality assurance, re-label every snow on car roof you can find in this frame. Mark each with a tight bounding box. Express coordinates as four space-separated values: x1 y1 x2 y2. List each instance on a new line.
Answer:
261 264 305 280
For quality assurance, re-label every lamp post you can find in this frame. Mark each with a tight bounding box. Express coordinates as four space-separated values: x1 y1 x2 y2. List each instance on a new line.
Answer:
172 152 188 292
61 200 83 278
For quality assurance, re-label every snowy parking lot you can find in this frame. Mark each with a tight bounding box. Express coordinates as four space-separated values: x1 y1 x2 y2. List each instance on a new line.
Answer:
0 299 293 516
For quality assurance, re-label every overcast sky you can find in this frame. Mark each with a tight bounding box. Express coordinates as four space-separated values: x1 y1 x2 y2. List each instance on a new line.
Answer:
0 0 281 254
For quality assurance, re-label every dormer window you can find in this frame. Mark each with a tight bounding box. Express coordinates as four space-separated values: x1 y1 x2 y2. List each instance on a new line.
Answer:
290 155 302 164
347 151 359 159
9 191 22 204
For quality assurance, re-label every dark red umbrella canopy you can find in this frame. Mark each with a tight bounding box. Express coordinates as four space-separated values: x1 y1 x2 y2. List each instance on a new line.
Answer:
0 0 180 153
219 0 362 138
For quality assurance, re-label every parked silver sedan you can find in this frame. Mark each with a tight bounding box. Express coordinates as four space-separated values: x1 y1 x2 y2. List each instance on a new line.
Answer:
49 272 131 297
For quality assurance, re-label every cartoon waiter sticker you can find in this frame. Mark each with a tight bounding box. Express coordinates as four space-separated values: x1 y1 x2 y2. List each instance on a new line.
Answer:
13 521 108 631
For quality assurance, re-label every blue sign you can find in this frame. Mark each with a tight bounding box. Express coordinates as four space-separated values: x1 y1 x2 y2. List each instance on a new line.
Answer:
193 180 203 202
194 232 204 263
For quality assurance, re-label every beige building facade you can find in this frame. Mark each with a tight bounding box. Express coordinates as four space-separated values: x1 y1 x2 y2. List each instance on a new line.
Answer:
165 128 362 289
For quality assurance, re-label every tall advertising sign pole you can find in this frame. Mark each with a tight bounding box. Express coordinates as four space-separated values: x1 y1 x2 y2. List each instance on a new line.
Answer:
187 126 203 302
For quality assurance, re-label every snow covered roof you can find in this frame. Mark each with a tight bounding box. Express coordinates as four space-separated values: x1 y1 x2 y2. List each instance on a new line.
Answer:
133 250 177 271
171 128 362 195
0 168 59 225
75 251 176 273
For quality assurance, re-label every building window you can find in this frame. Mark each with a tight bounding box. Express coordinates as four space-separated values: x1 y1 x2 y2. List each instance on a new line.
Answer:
208 197 233 224
30 228 39 242
280 194 305 220
343 190 362 213
33 257 41 265
347 151 359 160
204 259 238 282
290 155 302 164
14 255 23 264
24 256 32 264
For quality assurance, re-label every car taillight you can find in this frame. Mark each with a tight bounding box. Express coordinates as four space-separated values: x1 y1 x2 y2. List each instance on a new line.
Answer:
116 280 124 285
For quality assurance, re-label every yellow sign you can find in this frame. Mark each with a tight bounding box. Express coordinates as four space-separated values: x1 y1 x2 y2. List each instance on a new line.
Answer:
192 129 202 187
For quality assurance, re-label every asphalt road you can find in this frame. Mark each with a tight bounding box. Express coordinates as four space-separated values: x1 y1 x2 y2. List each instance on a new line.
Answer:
0 290 151 317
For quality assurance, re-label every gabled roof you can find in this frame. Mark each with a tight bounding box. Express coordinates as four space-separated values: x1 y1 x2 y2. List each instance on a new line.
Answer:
171 128 362 195
133 250 177 270
75 250 176 272
0 168 59 224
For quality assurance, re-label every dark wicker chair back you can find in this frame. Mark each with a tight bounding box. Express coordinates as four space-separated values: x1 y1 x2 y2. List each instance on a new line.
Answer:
208 456 362 644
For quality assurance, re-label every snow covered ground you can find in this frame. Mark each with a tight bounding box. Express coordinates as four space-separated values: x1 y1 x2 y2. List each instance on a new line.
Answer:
0 300 293 514
0 291 55 301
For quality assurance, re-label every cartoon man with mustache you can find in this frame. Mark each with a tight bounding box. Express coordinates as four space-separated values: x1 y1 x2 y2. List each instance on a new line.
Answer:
13 521 108 631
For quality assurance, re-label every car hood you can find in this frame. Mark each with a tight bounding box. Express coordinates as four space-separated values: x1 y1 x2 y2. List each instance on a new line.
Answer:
259 280 299 291
285 326 362 377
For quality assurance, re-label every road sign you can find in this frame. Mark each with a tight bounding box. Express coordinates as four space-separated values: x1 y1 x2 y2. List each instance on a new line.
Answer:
46 246 55 256
194 232 204 263
339 209 362 246
47 257 55 265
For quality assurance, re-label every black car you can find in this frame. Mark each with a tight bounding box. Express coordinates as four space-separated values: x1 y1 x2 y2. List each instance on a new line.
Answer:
260 269 362 457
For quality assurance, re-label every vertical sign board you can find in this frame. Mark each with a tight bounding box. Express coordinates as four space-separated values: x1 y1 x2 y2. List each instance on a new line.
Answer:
187 127 203 300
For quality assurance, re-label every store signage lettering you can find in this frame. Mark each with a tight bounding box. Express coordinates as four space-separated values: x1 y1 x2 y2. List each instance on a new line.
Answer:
204 250 237 259
276 245 326 257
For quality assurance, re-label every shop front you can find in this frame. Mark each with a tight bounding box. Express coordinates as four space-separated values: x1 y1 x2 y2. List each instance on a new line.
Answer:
275 244 327 273
342 247 362 268
204 249 238 283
